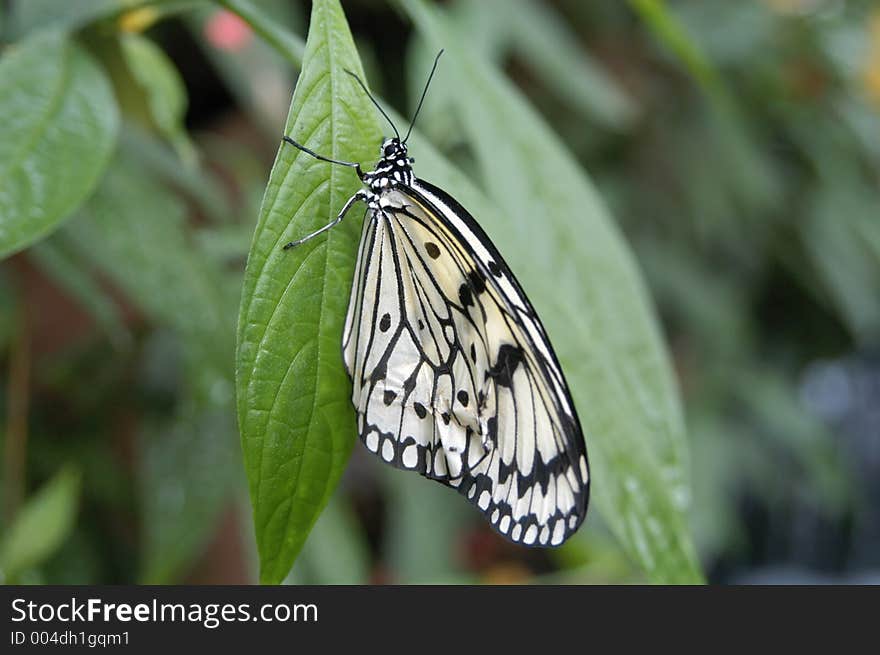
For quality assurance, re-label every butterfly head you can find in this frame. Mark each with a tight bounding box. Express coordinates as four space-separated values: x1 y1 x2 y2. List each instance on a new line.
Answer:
367 137 415 190
379 137 413 165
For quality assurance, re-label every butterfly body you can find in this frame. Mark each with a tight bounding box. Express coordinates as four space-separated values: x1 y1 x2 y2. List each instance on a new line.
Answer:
329 136 590 547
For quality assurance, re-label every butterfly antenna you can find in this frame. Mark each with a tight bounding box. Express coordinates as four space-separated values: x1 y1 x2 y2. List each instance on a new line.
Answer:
404 49 444 144
345 69 400 140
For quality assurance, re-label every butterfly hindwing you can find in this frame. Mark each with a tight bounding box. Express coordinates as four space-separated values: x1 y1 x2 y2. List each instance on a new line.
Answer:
342 180 589 547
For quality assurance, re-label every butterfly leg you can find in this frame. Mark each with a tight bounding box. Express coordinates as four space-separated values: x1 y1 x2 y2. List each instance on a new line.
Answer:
283 189 368 249
282 135 365 180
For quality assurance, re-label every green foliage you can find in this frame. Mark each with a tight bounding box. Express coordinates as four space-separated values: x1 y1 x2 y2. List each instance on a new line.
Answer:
505 0 637 130
286 494 370 584
382 470 469 583
65 152 231 385
7 0 202 37
805 180 880 341
9 0 138 35
58 152 239 582
235 0 381 584
629 0 724 97
0 466 81 582
405 0 636 136
2 0 873 586
30 239 130 349
232 0 700 583
139 401 238 583
120 33 193 162
0 30 118 258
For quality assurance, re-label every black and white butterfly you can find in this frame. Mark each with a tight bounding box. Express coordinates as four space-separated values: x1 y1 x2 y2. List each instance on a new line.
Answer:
283 52 589 547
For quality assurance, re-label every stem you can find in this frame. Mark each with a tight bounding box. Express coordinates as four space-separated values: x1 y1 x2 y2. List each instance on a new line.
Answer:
3 290 31 525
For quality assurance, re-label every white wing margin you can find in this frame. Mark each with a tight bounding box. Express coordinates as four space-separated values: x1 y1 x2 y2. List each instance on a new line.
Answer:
342 181 589 547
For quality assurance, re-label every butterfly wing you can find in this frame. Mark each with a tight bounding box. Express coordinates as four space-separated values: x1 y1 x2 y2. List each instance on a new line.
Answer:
342 180 589 547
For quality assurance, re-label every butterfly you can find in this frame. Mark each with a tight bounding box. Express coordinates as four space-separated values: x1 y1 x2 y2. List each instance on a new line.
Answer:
283 52 589 547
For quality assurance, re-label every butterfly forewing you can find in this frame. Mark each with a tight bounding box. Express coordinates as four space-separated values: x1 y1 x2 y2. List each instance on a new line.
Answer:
342 180 589 547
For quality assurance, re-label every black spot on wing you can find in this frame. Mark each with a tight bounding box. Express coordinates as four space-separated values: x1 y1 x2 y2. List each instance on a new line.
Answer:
468 270 487 294
379 312 391 332
486 344 524 388
425 242 441 259
458 283 473 308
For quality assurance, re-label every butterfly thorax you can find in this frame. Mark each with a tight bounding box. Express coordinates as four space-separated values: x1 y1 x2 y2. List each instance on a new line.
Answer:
362 137 414 203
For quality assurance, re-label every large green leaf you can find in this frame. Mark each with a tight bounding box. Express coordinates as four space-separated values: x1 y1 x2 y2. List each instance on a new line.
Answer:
0 30 118 259
235 0 381 584
401 0 703 584
0 466 81 582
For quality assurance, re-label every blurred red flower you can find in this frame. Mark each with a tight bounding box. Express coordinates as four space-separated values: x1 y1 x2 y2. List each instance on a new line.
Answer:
204 10 253 52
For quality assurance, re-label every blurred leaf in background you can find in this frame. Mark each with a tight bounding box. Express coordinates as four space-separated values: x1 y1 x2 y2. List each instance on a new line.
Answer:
0 30 118 258
0 466 80 583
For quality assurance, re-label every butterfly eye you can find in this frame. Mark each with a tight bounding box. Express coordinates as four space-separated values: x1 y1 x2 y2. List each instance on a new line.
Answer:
384 145 395 157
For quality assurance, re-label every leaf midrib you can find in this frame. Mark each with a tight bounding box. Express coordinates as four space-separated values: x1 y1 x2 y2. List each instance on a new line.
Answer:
235 74 333 406
254 9 352 570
